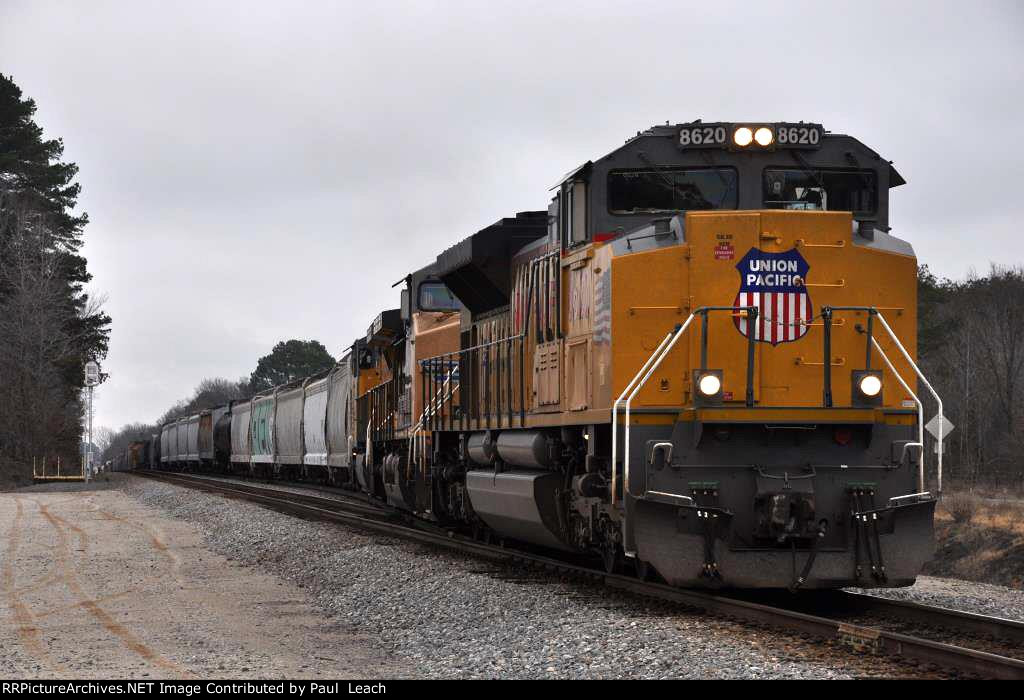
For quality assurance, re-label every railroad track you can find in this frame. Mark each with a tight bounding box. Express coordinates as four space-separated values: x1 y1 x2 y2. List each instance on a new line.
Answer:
133 469 1024 679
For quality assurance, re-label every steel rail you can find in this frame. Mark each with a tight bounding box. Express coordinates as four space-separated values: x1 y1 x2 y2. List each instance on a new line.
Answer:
835 591 1024 647
132 470 1024 679
137 470 393 520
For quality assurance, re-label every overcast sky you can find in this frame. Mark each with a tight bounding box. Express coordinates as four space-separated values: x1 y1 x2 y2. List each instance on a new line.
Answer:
2 1 1022 433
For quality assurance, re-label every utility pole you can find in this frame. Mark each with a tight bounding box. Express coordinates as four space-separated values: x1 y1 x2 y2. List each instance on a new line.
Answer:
84 361 100 482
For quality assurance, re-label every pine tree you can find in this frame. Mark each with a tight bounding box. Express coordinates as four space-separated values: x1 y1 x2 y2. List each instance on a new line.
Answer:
249 340 336 393
0 73 110 475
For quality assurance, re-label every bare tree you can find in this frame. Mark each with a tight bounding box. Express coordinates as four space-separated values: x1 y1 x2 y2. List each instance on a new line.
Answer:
94 426 114 455
920 265 1024 490
0 202 102 469
155 376 251 425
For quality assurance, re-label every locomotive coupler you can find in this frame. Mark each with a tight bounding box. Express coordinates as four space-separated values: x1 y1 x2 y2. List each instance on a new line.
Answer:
753 469 818 545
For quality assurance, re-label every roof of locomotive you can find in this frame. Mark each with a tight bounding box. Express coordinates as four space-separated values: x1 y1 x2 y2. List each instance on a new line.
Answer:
556 121 905 189
551 121 905 235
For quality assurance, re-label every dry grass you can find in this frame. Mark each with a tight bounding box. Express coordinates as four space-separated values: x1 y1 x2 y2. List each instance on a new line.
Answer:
943 493 978 524
929 491 1024 589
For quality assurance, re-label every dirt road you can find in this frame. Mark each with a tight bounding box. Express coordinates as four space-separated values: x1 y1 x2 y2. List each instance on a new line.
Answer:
0 484 394 678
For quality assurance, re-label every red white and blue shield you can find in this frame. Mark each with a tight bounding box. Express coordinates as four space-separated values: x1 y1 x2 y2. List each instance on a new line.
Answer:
733 247 812 345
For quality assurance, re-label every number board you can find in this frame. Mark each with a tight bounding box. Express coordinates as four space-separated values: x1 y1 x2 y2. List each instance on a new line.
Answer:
677 124 729 148
677 123 824 150
775 123 823 148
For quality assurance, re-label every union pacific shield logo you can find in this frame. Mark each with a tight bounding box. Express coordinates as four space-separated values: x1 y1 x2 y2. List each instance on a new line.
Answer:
733 248 811 345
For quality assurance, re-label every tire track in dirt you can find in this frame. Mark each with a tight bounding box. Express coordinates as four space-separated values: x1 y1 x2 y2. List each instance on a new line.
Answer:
6 495 92 599
4 494 90 601
35 499 192 677
94 508 185 584
44 505 88 552
48 495 185 586
2 496 66 673
36 590 136 619
37 499 184 616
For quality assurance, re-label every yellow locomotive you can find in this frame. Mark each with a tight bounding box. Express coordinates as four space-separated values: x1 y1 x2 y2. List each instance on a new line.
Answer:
351 121 940 589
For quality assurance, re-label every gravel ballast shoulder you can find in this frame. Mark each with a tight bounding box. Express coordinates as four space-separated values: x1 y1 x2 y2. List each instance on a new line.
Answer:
117 474 958 679
848 575 1024 621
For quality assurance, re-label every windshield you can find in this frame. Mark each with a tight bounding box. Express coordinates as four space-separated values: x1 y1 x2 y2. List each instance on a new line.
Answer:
763 168 877 213
418 282 463 312
608 167 738 214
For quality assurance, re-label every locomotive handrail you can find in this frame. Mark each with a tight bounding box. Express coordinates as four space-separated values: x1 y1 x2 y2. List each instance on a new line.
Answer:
830 306 945 496
622 317 697 497
408 365 459 476
416 252 546 431
875 311 944 496
612 305 760 511
364 378 397 442
870 336 925 492
414 252 559 366
610 329 677 506
614 314 697 558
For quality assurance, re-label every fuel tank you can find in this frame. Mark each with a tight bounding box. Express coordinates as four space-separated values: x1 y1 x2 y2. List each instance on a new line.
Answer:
465 470 575 551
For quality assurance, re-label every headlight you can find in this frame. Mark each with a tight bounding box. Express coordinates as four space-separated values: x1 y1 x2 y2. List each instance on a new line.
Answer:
733 127 753 147
859 374 882 397
698 373 722 396
754 127 774 146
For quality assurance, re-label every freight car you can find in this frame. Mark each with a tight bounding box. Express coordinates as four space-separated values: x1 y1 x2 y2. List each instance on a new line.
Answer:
223 363 355 483
127 440 148 470
156 121 944 590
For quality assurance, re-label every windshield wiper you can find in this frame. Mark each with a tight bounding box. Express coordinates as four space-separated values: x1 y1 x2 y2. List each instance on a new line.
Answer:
790 150 827 190
699 149 735 208
636 151 676 189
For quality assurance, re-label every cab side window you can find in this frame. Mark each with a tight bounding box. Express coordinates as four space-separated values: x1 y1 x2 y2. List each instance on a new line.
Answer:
561 180 588 247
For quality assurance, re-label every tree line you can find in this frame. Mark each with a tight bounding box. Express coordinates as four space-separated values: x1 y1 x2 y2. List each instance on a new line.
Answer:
0 74 110 484
918 265 1024 490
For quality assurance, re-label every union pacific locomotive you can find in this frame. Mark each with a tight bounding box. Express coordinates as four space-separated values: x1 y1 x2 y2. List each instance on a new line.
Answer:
150 121 943 590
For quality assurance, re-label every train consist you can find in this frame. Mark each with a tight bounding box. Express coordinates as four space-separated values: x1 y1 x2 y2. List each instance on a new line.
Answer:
137 121 944 589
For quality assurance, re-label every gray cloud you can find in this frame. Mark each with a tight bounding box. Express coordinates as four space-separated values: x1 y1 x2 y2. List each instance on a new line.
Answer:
2 0 1021 431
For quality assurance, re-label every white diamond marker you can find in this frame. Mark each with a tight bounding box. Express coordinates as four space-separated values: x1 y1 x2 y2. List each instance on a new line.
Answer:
925 415 955 441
